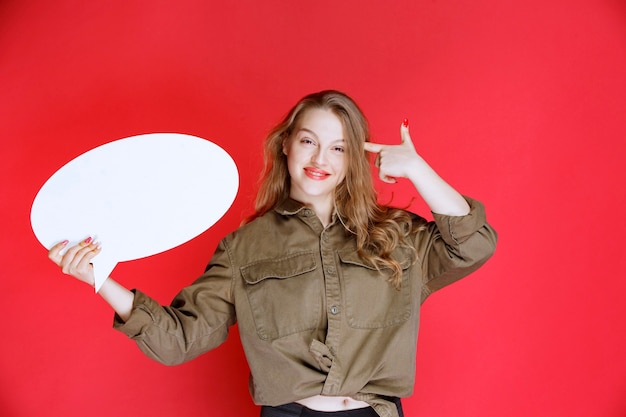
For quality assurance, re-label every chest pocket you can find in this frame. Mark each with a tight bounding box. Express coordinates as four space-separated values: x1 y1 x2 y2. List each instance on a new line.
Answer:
241 251 322 341
338 247 414 329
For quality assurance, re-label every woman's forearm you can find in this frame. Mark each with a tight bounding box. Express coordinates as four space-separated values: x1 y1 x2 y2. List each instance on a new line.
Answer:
97 278 135 322
407 155 470 216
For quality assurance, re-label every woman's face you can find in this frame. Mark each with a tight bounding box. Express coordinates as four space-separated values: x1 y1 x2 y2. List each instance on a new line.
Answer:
283 108 347 211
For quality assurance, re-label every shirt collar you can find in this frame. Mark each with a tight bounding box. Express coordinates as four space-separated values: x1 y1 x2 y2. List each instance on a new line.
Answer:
274 198 309 216
274 198 341 227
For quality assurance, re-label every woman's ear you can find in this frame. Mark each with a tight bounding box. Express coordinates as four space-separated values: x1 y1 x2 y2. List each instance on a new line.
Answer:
282 137 289 155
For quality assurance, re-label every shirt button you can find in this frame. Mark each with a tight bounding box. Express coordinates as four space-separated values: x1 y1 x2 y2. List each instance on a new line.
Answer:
326 267 334 274
330 305 340 315
304 209 313 216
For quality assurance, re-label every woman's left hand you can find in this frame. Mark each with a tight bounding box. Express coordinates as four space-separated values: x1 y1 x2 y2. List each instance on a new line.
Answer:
363 120 420 183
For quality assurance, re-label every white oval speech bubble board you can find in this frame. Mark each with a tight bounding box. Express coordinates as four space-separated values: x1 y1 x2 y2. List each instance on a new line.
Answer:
31 133 239 292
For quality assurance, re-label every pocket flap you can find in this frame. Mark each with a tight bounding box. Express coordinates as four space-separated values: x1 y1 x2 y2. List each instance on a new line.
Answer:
338 246 414 270
241 251 317 284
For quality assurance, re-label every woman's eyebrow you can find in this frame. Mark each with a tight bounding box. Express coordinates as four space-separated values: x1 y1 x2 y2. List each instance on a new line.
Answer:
296 127 318 138
297 127 344 143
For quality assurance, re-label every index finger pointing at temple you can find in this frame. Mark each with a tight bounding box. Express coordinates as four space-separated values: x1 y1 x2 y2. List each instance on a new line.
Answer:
363 142 385 153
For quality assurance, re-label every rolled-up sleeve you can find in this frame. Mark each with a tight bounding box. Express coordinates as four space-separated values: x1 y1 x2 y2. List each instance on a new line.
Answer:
417 196 498 302
113 239 237 365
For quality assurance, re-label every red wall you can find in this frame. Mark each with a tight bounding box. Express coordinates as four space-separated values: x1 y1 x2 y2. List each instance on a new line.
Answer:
1 1 625 416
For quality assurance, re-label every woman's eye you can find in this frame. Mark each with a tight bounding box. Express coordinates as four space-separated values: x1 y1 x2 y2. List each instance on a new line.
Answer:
333 146 345 153
301 138 315 145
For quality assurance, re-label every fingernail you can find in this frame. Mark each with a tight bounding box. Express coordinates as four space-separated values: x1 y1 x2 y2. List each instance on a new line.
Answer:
61 240 69 246
84 237 92 244
402 118 409 128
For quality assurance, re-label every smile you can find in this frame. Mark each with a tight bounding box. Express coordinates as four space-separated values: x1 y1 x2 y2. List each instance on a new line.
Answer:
304 167 330 180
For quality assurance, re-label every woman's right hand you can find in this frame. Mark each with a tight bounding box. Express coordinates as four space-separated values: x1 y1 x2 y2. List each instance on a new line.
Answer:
48 238 101 288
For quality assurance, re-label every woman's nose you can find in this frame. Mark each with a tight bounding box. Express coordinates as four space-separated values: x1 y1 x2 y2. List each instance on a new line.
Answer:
312 148 326 165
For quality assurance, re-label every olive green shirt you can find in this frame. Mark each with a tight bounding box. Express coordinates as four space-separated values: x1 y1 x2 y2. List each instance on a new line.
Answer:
114 196 497 417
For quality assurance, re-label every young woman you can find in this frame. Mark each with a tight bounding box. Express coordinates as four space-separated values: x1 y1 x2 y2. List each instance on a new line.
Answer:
48 90 497 417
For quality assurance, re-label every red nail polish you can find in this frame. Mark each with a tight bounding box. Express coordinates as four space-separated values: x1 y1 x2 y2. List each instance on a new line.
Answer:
402 118 409 128
62 240 69 245
84 237 92 244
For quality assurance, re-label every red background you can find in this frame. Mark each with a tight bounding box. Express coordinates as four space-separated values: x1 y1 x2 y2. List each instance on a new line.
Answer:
1 1 625 416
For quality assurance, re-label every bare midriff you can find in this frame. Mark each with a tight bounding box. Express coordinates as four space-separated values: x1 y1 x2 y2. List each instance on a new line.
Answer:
296 395 370 411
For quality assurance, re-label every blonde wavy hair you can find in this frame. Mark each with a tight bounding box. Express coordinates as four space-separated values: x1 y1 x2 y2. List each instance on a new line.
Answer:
248 90 416 289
